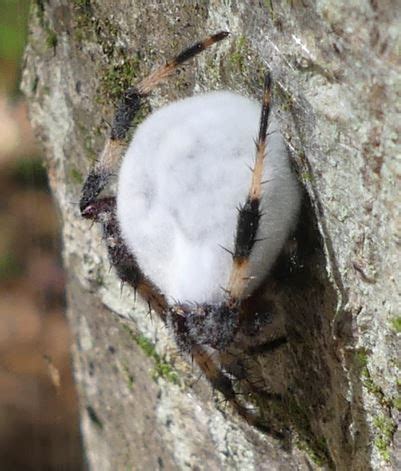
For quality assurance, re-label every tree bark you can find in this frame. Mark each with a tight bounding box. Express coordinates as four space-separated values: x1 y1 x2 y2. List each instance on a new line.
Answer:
22 1 400 469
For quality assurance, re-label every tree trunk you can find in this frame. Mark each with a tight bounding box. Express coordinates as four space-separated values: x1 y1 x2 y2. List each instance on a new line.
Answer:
22 1 400 469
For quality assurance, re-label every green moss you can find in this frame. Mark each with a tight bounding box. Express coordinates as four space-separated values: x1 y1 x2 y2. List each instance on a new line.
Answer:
358 355 385 399
135 333 156 358
71 0 94 43
229 36 248 74
264 0 274 14
99 55 142 102
390 316 401 333
363 374 383 397
96 17 120 56
357 358 401 422
373 415 396 462
355 348 369 369
356 349 375 392
393 396 401 411
136 333 179 384
263 0 283 27
152 361 179 384
69 167 84 184
355 350 394 408
45 28 58 49
73 0 91 6
225 35 267 92
274 83 295 113
69 11 153 143
295 437 328 467
123 327 179 385
229 36 265 85
300 172 314 183
286 398 331 466
262 0 283 28
97 53 150 137
203 55 222 83
72 0 93 23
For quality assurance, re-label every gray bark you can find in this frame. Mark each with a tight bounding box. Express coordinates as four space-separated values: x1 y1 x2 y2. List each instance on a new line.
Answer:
22 0 400 469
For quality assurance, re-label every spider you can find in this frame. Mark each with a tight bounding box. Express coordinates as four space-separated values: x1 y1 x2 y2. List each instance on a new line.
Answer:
79 31 300 435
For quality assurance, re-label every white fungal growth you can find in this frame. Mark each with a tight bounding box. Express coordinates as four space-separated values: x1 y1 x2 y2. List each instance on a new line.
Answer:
117 91 300 304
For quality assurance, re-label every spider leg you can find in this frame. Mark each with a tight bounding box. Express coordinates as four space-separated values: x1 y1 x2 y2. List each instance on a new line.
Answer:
225 73 272 303
79 31 229 215
88 196 168 317
78 34 285 437
136 31 229 95
79 31 229 314
191 345 284 438
99 202 282 434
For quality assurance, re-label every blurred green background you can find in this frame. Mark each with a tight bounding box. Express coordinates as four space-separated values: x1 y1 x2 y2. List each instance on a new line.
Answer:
0 0 29 94
0 1 83 469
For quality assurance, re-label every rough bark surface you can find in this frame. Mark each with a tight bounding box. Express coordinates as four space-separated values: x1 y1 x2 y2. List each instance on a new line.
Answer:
22 1 400 469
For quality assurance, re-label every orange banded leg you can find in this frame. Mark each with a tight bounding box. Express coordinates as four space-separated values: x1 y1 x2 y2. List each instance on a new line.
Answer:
80 31 229 215
226 73 272 304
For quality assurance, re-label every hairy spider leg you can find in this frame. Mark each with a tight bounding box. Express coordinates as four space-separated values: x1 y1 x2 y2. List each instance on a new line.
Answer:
79 31 230 308
226 73 272 304
90 195 282 435
79 34 284 436
78 31 230 327
85 196 168 316
79 31 229 215
192 345 284 438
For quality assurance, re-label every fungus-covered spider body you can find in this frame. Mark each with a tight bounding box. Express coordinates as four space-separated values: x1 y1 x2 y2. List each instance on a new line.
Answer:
80 32 300 433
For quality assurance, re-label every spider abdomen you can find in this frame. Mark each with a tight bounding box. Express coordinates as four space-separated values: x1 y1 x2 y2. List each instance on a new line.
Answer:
117 91 300 305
